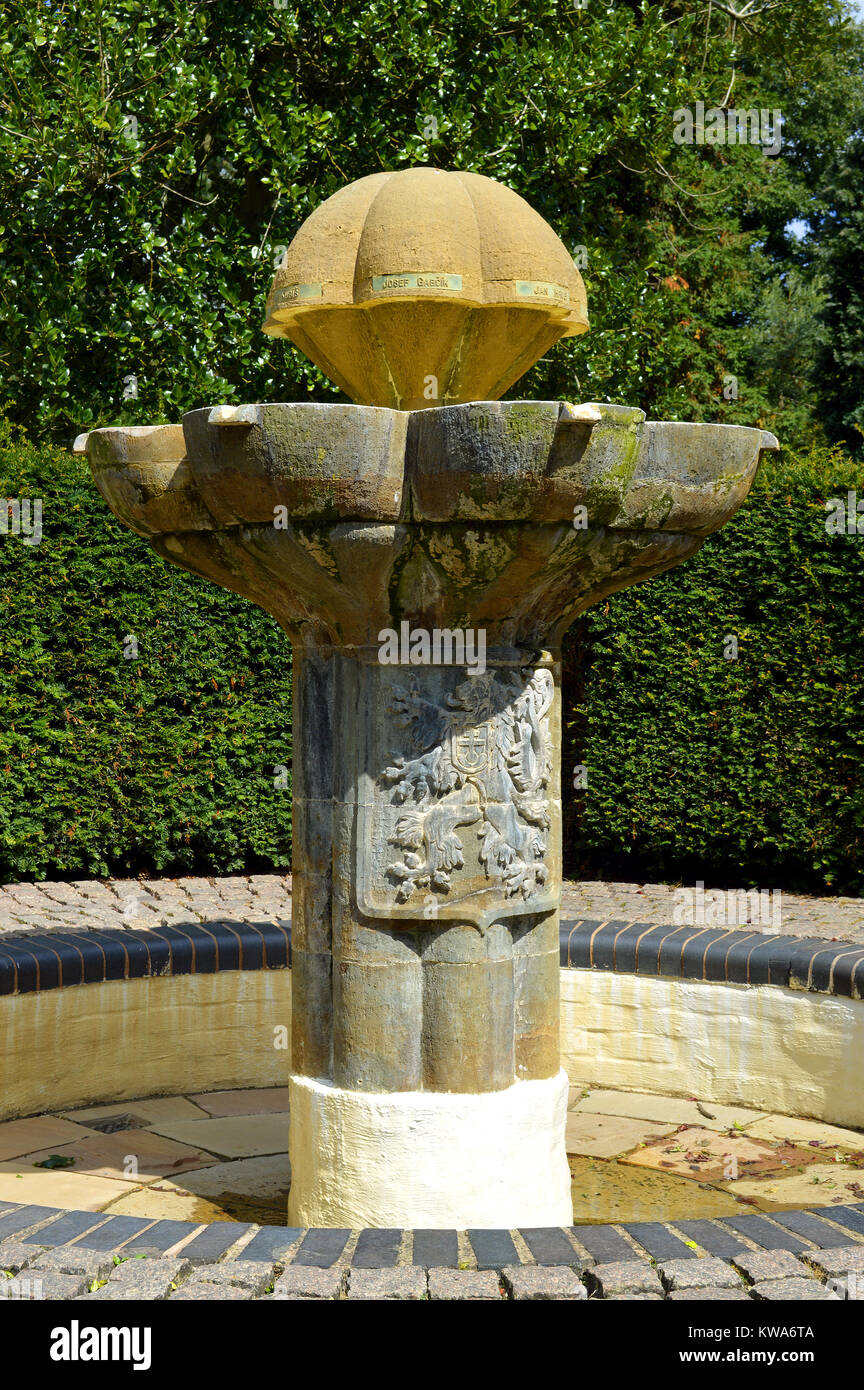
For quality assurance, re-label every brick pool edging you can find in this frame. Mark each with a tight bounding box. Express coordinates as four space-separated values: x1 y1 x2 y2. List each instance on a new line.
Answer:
0 920 292 994
562 919 864 999
2 1199 864 1300
0 917 862 1000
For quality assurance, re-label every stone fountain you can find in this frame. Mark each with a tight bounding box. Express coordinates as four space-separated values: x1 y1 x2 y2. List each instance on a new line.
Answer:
75 167 778 1229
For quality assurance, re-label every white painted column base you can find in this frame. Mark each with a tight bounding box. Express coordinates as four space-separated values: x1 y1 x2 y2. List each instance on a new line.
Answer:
287 1068 572 1229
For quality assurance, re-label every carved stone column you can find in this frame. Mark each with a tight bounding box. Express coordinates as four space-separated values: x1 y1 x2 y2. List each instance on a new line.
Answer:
288 640 567 1225
81 397 777 1227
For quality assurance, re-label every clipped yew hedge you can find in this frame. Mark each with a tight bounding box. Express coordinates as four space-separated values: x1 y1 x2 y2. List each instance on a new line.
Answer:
1 425 862 894
563 445 864 896
0 421 292 881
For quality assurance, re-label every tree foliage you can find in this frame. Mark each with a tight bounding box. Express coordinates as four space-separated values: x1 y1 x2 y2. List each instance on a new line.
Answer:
812 134 864 452
0 0 861 444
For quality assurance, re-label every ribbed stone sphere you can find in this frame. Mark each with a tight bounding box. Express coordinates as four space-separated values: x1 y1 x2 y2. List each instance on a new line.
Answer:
262 166 588 411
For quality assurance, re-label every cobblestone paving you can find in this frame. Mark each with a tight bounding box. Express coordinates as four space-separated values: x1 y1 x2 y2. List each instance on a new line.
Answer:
0 875 294 934
560 880 864 942
1 874 861 941
2 1225 863 1300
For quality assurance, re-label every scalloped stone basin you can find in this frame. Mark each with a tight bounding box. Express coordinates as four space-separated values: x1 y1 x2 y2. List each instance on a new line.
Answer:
83 400 774 534
78 400 778 1230
82 402 776 646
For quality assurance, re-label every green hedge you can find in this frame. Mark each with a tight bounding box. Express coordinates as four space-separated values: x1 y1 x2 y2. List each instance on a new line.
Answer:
0 422 292 881
1 427 862 893
563 445 864 896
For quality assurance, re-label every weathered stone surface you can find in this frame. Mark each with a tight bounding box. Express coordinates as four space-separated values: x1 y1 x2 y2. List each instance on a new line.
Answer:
346 1268 427 1300
0 1114 93 1160
658 1257 743 1292
185 1260 275 1294
83 424 213 539
271 1266 345 1300
752 1277 838 1301
667 1287 752 1301
605 1284 666 1295
801 1245 864 1278
169 1283 253 1301
12 1271 86 1299
571 1088 768 1130
590 1261 664 1298
733 1250 809 1284
288 647 573 1225
89 1256 192 1300
501 1265 586 1300
628 1126 810 1183
181 403 409 527
0 1240 41 1273
566 1112 675 1158
727 1164 860 1207
745 1115 864 1149
30 1248 115 1280
83 403 778 640
427 1268 504 1300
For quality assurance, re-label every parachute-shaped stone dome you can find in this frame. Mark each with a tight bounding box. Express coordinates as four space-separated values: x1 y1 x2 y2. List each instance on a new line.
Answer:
263 167 588 410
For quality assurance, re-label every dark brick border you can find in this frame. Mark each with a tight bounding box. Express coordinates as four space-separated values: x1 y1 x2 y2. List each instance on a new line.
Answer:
560 919 864 1000
0 921 291 994
1 916 863 999
2 1198 864 1269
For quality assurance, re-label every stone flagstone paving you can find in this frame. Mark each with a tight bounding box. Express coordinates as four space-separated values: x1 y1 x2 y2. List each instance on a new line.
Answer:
0 1084 863 1228
0 1082 862 1299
